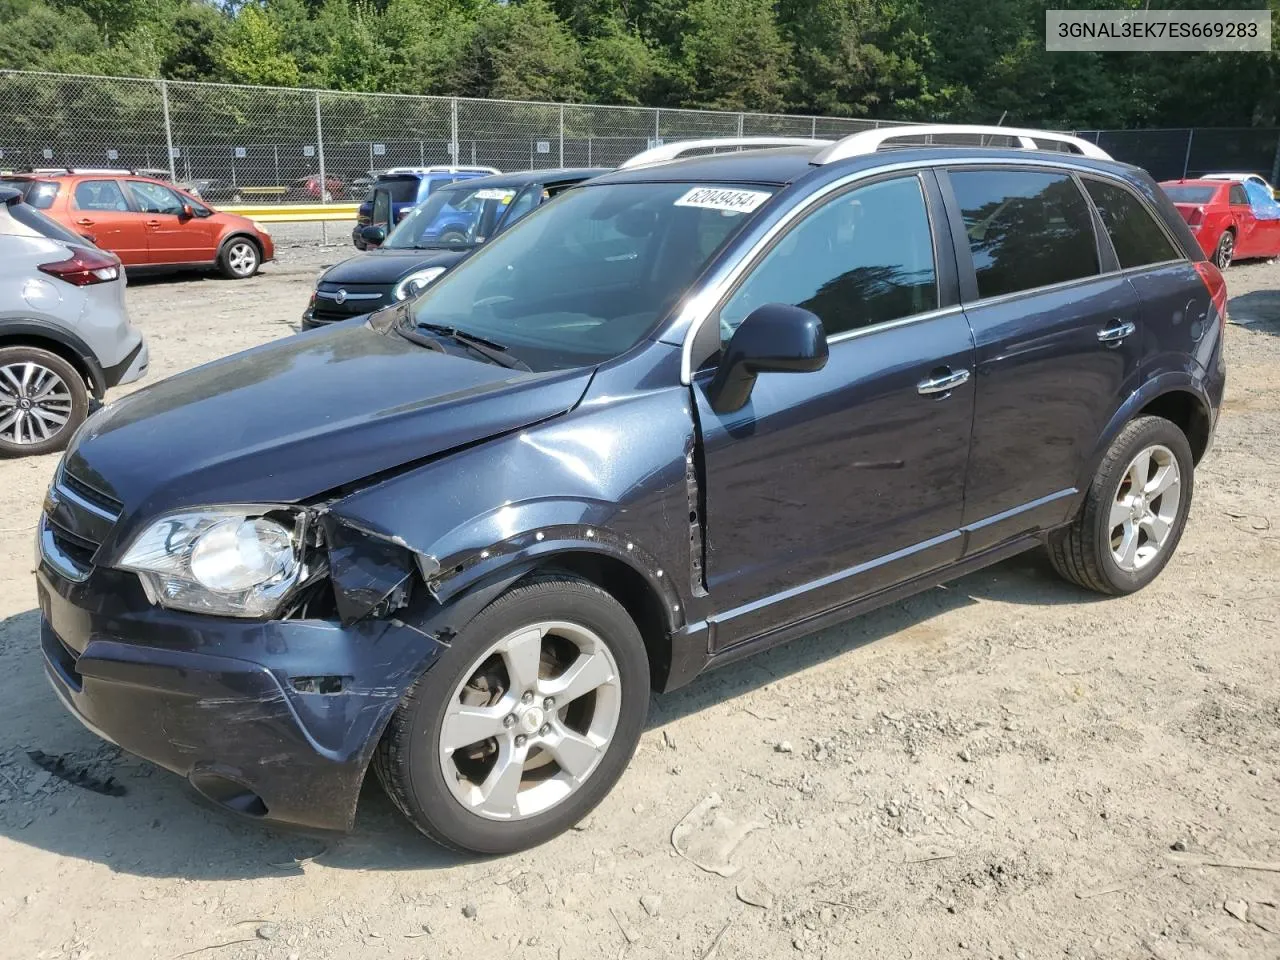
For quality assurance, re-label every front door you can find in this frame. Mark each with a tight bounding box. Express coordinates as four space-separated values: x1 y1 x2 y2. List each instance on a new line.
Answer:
124 179 203 263
694 173 976 650
944 167 1143 552
67 178 149 264
1226 182 1261 257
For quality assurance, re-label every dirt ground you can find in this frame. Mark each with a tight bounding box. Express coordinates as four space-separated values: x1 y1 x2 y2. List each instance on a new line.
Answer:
1 229 1279 960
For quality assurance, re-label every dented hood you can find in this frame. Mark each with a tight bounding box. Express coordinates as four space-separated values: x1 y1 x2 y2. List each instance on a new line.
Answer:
66 321 593 518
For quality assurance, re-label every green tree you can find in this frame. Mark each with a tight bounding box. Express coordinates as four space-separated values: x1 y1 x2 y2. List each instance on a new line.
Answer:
215 2 301 86
679 0 792 112
454 0 586 102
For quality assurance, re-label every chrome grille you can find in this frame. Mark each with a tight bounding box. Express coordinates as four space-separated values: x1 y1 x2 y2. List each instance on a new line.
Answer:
40 465 121 581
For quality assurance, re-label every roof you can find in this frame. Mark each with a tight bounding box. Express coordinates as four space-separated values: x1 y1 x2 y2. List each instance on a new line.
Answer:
1160 178 1230 188
438 168 610 190
593 143 1139 188
1203 172 1264 180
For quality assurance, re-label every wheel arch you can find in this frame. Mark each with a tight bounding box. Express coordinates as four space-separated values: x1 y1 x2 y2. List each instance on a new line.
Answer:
219 231 263 260
0 319 105 397
1137 389 1213 464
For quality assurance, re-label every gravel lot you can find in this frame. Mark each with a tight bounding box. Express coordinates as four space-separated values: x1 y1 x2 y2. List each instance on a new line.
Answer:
1 232 1279 960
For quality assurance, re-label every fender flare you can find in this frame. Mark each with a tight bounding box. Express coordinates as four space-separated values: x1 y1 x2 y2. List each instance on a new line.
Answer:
1077 371 1214 492
0 317 107 397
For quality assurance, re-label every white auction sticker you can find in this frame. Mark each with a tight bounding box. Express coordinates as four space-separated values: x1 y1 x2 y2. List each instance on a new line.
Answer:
675 187 771 214
473 188 516 202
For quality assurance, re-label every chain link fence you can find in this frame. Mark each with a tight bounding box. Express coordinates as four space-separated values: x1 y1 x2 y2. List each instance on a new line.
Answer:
1078 127 1280 183
0 70 904 203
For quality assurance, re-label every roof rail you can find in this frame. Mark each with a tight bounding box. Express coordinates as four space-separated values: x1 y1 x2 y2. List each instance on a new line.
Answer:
382 165 500 176
811 125 1112 165
619 137 833 170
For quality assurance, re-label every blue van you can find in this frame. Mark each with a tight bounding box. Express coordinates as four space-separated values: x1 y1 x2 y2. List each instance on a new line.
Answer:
353 166 499 248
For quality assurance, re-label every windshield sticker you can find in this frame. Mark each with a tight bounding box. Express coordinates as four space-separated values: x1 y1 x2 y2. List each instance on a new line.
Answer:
473 188 516 202
675 187 771 214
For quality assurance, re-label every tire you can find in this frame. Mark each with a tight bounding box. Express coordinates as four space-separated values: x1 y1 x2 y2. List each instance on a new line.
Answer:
374 574 650 854
439 230 468 245
0 346 89 457
1214 230 1235 270
1047 415 1195 595
218 236 261 279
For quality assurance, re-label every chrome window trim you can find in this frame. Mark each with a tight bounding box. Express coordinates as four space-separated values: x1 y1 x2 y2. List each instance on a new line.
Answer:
825 305 965 345
679 156 1189 384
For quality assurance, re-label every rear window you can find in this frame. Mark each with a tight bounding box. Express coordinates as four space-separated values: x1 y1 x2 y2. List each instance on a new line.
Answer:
1163 185 1217 204
374 176 424 204
949 169 1099 300
4 200 88 245
1229 184 1249 205
1082 179 1180 269
0 178 59 209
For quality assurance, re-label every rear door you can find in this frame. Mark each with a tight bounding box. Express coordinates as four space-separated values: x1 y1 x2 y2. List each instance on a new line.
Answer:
944 166 1143 553
1227 182 1260 256
1080 176 1208 376
68 178 149 264
695 172 976 649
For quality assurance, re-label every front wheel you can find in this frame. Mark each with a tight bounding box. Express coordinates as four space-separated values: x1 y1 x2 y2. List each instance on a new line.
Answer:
374 574 650 854
1047 416 1194 595
218 237 260 279
1214 230 1235 269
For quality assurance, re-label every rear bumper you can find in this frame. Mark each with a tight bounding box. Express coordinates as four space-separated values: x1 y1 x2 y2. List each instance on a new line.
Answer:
101 336 148 390
37 563 446 832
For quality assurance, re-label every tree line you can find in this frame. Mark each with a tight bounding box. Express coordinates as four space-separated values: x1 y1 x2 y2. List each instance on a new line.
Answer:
2 0 1277 129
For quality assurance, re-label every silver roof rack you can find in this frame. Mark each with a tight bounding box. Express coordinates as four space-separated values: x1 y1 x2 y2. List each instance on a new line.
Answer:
812 125 1111 164
382 165 500 175
620 137 833 170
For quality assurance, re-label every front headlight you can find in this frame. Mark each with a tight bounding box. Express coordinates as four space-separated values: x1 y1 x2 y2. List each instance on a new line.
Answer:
393 266 446 301
251 219 271 235
120 509 311 618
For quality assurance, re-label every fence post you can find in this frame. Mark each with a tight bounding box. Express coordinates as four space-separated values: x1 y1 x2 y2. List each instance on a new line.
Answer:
654 108 661 144
314 91 327 243
811 117 817 138
1181 129 1194 179
558 104 565 167
159 79 177 183
737 113 745 137
450 98 459 163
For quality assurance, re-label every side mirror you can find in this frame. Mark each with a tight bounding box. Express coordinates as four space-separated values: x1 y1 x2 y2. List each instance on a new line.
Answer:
360 224 387 247
706 303 828 414
180 203 195 219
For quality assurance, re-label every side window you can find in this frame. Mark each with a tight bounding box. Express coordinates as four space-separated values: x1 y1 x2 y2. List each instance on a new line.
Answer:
1082 178 1179 269
502 186 541 228
73 179 129 212
1229 184 1249 206
950 169 1099 300
128 181 185 215
719 176 937 340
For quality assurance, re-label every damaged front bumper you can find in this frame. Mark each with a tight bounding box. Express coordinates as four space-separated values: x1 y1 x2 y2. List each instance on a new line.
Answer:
36 561 446 831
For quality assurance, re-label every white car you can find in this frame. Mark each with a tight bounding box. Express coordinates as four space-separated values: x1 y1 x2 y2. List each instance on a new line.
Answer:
1203 172 1279 197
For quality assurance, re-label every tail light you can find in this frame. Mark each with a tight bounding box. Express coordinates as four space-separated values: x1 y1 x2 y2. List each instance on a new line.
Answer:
1187 206 1205 227
1194 260 1228 329
38 247 120 286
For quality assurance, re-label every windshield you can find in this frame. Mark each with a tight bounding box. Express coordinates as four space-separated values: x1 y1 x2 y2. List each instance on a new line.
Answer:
1164 185 1218 204
405 181 776 370
384 183 518 250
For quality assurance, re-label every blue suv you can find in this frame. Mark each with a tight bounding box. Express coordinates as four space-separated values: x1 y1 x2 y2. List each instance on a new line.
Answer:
352 166 498 248
36 128 1225 855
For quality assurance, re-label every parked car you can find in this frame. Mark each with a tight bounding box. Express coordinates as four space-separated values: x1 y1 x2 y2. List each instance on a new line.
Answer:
180 178 240 204
0 187 147 455
0 170 275 279
352 166 499 249
36 127 1225 855
284 175 347 202
1161 177 1280 268
1202 171 1280 198
306 169 608 329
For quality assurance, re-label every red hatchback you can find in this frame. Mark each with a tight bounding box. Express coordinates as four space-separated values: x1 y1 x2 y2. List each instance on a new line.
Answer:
1160 177 1280 269
0 169 275 279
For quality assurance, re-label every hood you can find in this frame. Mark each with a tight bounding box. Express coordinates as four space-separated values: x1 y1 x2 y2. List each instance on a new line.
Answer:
321 248 468 285
65 321 593 529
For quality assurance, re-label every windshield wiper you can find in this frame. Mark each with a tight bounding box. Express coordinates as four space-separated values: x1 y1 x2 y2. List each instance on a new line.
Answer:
416 321 531 371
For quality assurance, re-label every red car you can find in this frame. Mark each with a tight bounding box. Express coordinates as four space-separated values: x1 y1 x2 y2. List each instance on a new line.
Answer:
1161 177 1280 269
0 169 275 279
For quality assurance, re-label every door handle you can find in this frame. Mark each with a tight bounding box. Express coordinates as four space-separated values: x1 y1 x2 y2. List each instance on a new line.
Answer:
1097 320 1136 344
75 218 94 226
917 368 971 396
145 219 162 227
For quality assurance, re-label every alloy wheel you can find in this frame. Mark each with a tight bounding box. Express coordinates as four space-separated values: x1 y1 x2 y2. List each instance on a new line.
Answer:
228 241 258 276
438 620 621 821
1216 232 1234 269
0 362 73 446
1109 443 1181 572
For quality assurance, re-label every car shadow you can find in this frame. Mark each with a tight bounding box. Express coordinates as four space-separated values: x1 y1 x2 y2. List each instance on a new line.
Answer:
0 550 1089 879
1228 287 1280 331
